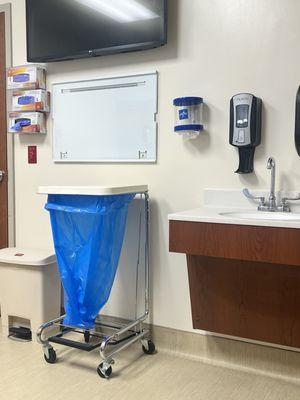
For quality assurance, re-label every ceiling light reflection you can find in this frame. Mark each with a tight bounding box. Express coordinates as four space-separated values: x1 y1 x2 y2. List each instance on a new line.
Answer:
75 0 159 23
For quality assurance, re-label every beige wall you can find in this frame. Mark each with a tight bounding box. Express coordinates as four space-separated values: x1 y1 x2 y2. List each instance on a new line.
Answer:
2 0 300 332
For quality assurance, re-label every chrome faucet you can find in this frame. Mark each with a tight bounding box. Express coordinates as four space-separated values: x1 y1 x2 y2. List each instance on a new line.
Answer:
266 157 277 211
243 156 300 212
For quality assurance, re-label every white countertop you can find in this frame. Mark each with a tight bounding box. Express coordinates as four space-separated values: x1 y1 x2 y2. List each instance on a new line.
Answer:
168 189 300 229
38 185 148 196
168 207 300 229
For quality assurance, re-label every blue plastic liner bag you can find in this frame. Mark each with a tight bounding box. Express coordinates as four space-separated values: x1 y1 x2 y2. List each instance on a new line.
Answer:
45 193 135 329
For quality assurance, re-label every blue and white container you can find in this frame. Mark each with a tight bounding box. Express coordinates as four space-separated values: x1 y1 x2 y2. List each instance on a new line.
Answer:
173 97 203 139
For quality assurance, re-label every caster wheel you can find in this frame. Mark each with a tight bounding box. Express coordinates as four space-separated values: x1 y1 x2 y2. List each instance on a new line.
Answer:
142 339 156 355
84 331 90 343
44 347 57 364
97 363 112 379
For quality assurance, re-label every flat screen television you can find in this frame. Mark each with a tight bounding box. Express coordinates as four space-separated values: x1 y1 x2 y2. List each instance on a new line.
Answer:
26 0 167 62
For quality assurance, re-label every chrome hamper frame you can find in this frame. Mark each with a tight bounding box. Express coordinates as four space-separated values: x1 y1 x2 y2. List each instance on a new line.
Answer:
37 191 154 378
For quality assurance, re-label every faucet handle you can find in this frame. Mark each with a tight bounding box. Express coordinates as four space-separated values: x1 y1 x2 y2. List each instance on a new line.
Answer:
281 193 300 204
243 188 266 205
279 194 300 212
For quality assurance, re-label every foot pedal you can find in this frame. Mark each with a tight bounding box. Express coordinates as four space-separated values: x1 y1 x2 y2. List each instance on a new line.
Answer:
8 326 32 342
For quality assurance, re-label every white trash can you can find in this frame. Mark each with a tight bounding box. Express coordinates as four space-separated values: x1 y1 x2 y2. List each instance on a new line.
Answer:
0 248 61 342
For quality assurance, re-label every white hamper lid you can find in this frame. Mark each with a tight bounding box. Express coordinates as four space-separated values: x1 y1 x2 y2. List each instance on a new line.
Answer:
0 248 56 266
38 185 148 196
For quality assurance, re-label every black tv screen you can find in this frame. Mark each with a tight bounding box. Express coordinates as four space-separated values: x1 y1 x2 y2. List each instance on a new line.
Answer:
26 0 167 62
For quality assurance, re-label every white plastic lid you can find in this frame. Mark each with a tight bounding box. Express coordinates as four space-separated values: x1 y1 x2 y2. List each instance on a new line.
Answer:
0 248 56 266
38 185 148 196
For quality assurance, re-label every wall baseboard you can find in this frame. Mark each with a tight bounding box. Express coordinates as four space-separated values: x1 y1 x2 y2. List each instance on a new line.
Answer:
150 325 300 384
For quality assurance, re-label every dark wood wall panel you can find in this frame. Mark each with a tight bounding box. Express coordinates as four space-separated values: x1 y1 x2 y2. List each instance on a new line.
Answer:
170 220 300 266
187 255 300 348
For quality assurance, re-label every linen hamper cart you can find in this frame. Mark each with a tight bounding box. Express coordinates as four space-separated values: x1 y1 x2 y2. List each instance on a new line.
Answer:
36 185 155 379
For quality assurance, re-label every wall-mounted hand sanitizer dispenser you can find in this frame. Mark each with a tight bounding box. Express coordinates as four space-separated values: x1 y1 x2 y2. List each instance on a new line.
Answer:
230 93 262 174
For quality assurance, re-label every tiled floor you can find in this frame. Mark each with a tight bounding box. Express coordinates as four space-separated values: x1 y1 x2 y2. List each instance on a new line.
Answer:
1 327 300 400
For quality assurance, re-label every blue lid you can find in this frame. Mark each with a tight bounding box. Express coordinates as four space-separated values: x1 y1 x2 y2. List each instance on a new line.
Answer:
173 97 203 106
174 124 203 132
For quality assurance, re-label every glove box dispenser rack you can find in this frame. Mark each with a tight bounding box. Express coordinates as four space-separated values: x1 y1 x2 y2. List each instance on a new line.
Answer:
6 65 49 134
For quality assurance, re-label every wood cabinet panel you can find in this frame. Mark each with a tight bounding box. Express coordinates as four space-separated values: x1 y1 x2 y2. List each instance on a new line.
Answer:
169 220 300 348
170 220 300 266
187 255 300 348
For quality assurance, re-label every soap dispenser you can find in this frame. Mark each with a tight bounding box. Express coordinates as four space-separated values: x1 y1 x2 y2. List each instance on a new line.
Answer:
229 93 262 174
